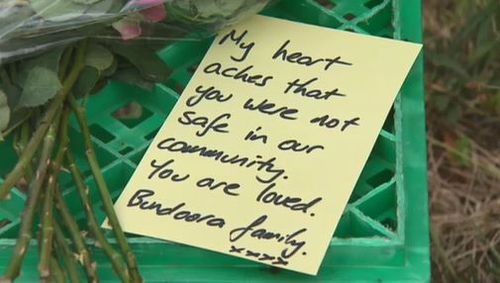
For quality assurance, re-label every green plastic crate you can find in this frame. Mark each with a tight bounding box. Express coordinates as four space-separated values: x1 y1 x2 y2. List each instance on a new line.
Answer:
0 0 430 281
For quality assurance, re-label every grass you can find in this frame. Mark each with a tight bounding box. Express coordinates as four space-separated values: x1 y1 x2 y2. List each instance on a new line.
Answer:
424 0 500 282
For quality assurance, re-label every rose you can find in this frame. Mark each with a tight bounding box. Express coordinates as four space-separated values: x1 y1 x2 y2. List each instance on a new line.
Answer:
113 0 167 40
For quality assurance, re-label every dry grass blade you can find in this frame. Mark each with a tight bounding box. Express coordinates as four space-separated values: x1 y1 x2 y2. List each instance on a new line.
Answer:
425 0 500 282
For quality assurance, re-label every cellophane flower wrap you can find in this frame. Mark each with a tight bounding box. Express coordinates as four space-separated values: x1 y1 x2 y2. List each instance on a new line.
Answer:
0 0 269 62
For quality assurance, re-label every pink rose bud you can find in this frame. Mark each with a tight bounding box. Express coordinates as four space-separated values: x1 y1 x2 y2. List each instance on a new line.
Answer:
112 18 142 40
114 0 166 40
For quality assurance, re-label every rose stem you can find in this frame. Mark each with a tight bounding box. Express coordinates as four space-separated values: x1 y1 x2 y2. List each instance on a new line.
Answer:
38 180 55 282
12 127 22 162
19 122 34 182
49 256 65 283
59 47 74 81
12 122 33 187
69 96 142 282
54 189 99 283
66 150 130 282
0 114 60 282
39 108 71 281
53 222 82 283
2 113 27 144
0 41 88 200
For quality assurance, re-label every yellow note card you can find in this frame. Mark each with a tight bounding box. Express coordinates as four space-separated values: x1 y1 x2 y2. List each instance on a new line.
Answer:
110 15 422 275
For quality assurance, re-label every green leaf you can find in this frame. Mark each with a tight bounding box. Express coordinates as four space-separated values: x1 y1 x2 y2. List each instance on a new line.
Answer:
86 44 114 72
112 68 155 91
102 57 118 77
16 47 64 86
31 0 88 22
195 0 246 18
107 44 171 83
74 66 101 98
170 0 249 24
17 67 62 108
175 0 245 18
0 67 21 109
86 0 117 15
0 88 10 133
107 0 125 13
12 48 64 109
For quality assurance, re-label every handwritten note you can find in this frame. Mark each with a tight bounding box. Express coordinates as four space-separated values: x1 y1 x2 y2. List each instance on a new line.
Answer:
110 15 421 275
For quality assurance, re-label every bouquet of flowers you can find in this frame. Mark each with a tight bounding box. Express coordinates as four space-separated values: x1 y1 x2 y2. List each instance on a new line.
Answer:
0 1 269 282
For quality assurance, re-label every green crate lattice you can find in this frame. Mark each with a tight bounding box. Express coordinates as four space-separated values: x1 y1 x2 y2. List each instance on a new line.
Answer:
0 0 430 281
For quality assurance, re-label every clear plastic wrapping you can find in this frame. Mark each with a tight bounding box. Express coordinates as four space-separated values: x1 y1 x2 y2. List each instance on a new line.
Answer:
0 0 270 63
